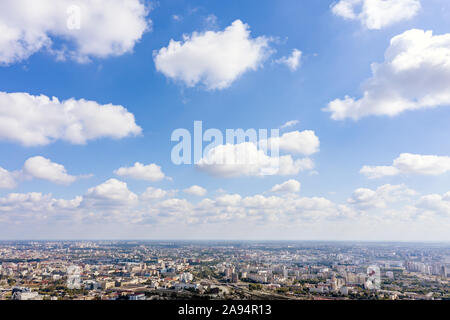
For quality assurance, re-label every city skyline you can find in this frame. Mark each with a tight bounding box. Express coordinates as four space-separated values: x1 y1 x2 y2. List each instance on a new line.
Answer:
1 0 450 241
0 240 448 300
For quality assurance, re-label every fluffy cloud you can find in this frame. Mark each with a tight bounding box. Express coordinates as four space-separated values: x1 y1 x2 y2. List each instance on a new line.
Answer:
0 167 17 189
331 0 421 30
215 194 242 207
0 180 140 222
83 179 138 207
23 156 77 185
196 193 345 222
53 196 83 210
275 49 302 71
361 153 450 178
416 192 450 216
0 0 150 64
1 156 84 187
325 29 450 120
197 142 314 177
348 187 383 209
0 192 82 214
348 184 417 209
0 193 51 212
1 180 450 239
0 91 141 146
360 165 400 179
141 187 171 200
271 179 301 193
263 130 320 155
0 186 347 224
184 185 207 197
114 162 165 182
157 198 193 216
154 19 272 90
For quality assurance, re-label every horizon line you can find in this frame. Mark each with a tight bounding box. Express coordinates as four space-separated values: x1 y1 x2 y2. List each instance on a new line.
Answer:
1 239 449 244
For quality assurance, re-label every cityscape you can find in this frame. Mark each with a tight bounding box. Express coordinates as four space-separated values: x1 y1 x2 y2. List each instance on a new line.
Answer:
0 241 448 300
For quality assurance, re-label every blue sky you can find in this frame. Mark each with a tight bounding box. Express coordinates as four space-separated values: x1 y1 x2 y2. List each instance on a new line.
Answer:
1 0 450 240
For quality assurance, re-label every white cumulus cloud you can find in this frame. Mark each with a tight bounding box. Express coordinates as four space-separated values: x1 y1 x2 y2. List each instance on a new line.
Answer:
0 167 17 189
1 181 450 239
153 19 272 90
184 185 207 197
271 179 301 193
114 162 165 182
416 192 450 217
331 0 421 30
361 153 450 178
263 130 320 155
215 194 242 206
0 0 150 65
1 156 85 187
23 156 77 185
0 192 74 213
197 142 314 178
325 29 450 120
275 49 302 71
83 179 138 207
348 184 417 209
0 91 142 146
141 187 171 200
360 165 400 179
